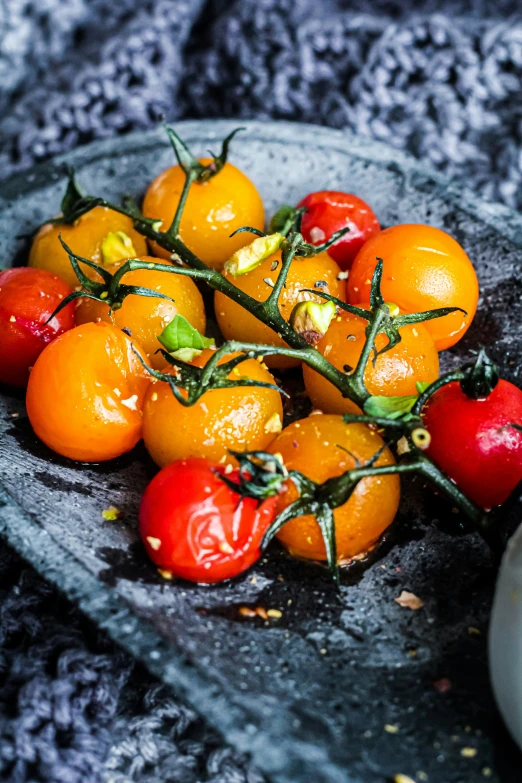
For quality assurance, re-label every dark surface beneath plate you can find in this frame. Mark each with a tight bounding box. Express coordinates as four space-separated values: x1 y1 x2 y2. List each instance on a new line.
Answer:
1 121 522 783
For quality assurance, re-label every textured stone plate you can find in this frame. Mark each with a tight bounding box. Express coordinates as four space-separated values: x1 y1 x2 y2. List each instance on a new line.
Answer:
1 121 522 783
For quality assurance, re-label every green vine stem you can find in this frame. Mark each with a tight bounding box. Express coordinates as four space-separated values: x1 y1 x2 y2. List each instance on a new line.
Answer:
40 125 509 573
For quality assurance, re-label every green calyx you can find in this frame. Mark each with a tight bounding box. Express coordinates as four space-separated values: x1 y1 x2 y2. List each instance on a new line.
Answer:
165 124 244 184
133 342 286 407
45 237 180 322
218 450 288 501
460 348 499 399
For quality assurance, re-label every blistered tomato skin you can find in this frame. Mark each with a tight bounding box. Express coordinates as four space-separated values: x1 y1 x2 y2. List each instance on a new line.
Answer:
348 224 479 351
303 308 439 414
29 206 148 288
140 458 276 583
0 268 75 387
26 322 150 462
268 414 400 562
215 250 346 369
424 379 522 509
75 256 206 368
142 349 284 468
298 190 380 270
142 159 264 269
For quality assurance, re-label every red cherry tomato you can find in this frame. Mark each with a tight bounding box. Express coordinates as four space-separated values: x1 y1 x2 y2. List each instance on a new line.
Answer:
424 379 522 509
139 458 277 583
298 190 380 270
0 267 75 387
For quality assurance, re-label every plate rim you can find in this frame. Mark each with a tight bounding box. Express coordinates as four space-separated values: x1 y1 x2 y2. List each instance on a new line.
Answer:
1 118 521 783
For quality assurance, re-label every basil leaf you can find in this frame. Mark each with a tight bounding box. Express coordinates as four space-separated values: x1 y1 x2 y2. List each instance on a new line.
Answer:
157 315 215 353
363 394 418 420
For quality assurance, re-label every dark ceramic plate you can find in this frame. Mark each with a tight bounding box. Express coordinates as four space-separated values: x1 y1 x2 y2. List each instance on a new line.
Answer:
1 121 522 783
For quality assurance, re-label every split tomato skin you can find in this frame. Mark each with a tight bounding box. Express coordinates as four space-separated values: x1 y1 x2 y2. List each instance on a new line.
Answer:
0 268 75 387
347 224 479 351
75 256 206 369
142 158 265 269
140 458 276 583
268 414 400 563
215 250 346 369
298 190 380 270
26 322 150 462
29 206 148 288
142 349 284 468
423 379 522 509
303 308 439 415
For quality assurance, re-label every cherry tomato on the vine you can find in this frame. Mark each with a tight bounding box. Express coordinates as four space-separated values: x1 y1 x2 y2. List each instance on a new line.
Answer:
29 206 148 288
0 268 75 388
298 190 380 270
268 414 400 562
142 349 284 468
142 159 264 269
75 256 206 369
423 379 522 509
140 458 277 583
348 224 479 351
26 322 150 462
215 250 346 369
303 308 439 414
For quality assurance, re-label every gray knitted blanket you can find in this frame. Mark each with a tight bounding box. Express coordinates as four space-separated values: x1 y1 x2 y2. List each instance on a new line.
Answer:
1 1 521 781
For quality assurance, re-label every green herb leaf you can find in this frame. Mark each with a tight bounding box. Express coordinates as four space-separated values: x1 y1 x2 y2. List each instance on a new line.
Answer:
157 314 215 353
269 205 297 234
363 395 418 420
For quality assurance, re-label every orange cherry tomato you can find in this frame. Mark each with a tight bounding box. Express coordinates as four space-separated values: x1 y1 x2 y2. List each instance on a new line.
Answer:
347 224 479 350
142 159 264 269
303 308 439 414
26 322 150 462
29 206 148 288
268 414 400 562
215 250 346 369
75 256 206 369
142 349 283 468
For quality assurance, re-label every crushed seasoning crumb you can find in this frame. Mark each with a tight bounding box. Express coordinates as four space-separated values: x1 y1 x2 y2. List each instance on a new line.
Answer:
101 505 121 521
395 591 424 610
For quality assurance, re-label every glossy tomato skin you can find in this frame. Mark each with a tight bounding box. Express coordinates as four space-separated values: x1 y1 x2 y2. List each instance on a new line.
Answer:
142 159 264 269
215 250 346 369
303 308 439 414
75 256 206 369
424 379 522 509
0 268 75 387
348 224 479 351
298 190 380 270
26 322 150 462
140 458 276 583
143 349 283 468
268 414 400 562
29 206 148 288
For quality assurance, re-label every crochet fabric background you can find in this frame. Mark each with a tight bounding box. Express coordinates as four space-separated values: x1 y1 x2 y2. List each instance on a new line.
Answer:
1 0 521 781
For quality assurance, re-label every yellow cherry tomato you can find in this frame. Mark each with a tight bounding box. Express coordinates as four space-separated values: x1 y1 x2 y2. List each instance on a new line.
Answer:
75 256 206 369
303 308 439 414
215 250 346 369
29 206 148 288
142 158 264 269
268 414 400 562
143 349 284 467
